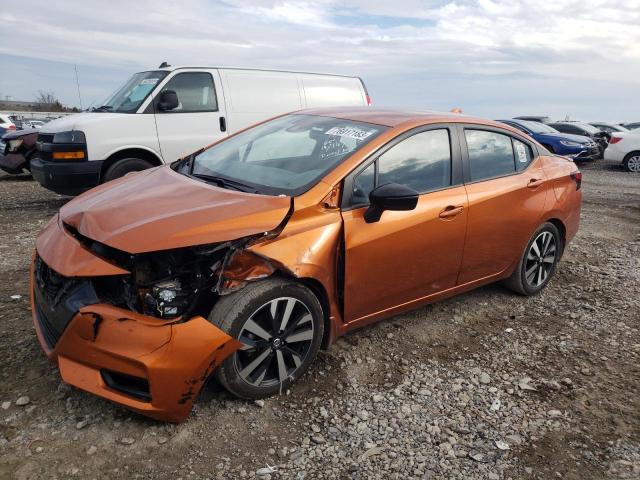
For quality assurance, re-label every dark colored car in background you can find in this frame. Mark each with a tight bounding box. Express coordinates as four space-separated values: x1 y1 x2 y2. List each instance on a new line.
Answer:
497 119 600 161
548 122 608 155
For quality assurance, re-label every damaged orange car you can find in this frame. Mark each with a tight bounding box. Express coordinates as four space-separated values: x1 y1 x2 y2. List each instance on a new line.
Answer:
31 108 582 422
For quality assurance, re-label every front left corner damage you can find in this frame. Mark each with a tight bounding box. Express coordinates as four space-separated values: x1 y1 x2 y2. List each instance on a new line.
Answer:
50 307 242 422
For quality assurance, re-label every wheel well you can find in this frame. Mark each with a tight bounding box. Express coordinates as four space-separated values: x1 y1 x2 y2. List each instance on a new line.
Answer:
296 276 332 350
623 150 640 161
547 218 566 254
101 149 163 180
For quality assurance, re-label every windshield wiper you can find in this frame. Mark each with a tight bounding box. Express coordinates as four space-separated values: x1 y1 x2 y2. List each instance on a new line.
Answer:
191 173 259 194
93 105 113 112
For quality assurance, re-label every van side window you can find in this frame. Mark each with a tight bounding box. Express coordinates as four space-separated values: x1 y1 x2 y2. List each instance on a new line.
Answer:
160 72 218 113
377 129 452 193
465 130 515 181
512 138 533 171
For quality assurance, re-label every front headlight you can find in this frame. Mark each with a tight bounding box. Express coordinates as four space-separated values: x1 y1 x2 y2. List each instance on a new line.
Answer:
53 130 86 144
559 140 581 147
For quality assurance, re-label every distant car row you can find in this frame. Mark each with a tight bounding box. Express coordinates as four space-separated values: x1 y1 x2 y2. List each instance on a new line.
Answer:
0 114 48 134
496 117 640 172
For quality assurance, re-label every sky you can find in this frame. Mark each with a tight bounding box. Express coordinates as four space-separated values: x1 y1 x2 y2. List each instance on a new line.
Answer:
1 0 639 121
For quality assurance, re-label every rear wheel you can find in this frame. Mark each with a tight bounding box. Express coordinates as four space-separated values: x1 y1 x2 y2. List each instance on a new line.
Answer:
209 278 324 399
504 222 562 295
623 152 640 173
103 157 153 182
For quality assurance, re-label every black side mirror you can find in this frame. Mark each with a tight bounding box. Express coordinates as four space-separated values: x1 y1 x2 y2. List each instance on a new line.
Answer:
364 183 419 223
158 90 179 111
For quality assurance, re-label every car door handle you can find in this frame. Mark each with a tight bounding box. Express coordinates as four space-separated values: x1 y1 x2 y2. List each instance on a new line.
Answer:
439 205 464 218
219 116 227 132
527 178 544 188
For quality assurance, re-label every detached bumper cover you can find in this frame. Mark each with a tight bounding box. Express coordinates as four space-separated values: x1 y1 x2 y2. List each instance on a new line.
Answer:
31 257 241 422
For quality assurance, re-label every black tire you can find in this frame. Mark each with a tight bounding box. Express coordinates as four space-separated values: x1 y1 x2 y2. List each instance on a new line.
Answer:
209 277 324 399
623 151 640 173
504 222 562 296
103 158 153 182
541 144 555 154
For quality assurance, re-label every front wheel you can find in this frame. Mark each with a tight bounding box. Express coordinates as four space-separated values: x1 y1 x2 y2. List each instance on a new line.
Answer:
623 152 640 173
103 157 153 182
209 278 324 399
504 222 562 295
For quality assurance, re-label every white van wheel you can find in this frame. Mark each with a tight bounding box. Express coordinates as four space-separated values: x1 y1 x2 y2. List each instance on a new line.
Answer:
103 158 153 182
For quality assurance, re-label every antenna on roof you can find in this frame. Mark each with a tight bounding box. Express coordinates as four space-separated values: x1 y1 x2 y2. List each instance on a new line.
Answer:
159 61 171 68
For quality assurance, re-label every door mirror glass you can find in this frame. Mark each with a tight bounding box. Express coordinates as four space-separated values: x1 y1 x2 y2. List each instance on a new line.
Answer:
364 183 419 223
158 90 179 111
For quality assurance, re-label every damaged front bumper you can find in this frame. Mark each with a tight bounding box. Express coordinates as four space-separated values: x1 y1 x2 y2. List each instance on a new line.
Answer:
30 256 241 422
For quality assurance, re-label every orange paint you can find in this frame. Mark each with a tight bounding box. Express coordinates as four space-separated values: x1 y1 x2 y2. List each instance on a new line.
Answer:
31 108 581 422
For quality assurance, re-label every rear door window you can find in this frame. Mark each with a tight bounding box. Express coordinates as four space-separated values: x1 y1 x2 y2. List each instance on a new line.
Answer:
465 130 516 181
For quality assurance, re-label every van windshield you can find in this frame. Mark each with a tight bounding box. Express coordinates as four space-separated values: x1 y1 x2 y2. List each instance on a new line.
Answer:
96 70 168 113
187 114 387 196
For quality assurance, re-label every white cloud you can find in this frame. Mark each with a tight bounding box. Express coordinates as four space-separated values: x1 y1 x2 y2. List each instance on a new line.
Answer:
1 0 639 119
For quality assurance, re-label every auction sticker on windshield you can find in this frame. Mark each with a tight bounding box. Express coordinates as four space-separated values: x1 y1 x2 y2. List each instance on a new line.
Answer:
325 126 375 141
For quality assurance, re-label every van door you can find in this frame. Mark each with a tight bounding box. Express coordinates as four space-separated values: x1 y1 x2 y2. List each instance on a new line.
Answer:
153 69 227 162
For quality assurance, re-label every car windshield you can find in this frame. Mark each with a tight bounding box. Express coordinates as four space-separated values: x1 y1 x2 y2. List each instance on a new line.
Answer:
97 70 168 113
189 114 387 196
514 120 558 134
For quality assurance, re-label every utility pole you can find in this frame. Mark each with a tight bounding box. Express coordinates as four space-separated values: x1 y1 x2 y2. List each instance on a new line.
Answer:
74 65 83 110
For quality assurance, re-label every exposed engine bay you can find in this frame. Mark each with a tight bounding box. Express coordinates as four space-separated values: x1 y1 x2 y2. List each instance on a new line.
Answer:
62 223 283 321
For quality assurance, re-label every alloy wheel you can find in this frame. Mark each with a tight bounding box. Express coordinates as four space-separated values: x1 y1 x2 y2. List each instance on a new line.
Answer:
524 231 557 288
627 155 640 173
234 297 314 388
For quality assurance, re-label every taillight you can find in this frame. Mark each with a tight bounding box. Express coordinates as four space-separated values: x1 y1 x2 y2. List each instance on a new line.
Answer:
609 136 623 144
8 125 16 130
570 171 582 190
365 93 372 106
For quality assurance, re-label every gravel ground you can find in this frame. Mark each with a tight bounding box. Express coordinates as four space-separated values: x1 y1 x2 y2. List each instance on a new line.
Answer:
0 161 638 480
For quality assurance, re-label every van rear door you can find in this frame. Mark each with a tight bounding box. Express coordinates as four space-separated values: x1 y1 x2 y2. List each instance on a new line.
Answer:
152 69 228 162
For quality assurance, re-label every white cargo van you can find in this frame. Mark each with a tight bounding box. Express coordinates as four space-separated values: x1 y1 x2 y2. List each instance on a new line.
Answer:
31 65 371 195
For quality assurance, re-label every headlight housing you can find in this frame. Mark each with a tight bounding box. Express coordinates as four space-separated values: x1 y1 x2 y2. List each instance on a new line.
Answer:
53 130 86 144
559 140 582 147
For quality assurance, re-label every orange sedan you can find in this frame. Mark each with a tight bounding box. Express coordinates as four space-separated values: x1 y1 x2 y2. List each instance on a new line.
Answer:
31 108 582 421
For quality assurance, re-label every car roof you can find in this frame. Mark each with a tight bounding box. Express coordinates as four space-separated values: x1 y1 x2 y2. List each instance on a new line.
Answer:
297 107 510 129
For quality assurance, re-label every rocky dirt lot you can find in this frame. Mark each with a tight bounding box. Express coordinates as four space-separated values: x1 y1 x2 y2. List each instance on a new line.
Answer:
0 161 638 480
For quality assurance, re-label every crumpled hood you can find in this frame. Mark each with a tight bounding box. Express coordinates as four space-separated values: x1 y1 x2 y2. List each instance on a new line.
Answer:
59 166 291 253
537 132 591 144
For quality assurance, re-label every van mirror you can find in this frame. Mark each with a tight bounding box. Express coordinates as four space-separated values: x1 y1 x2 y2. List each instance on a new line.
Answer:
158 90 179 111
364 183 419 223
